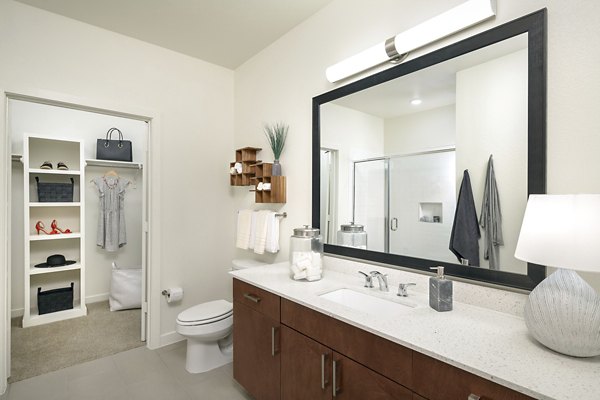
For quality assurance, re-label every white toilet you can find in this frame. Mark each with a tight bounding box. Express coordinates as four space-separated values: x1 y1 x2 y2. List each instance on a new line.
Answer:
175 259 265 373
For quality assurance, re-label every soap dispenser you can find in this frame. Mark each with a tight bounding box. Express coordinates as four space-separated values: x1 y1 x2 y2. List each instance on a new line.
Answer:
429 266 452 312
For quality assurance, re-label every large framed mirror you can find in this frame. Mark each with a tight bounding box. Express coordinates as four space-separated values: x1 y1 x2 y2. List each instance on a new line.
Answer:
312 9 546 290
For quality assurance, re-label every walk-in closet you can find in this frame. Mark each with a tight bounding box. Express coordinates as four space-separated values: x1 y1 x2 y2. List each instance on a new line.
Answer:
7 97 149 382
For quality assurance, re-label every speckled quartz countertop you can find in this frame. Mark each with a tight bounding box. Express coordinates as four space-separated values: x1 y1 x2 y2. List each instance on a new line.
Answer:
230 262 600 400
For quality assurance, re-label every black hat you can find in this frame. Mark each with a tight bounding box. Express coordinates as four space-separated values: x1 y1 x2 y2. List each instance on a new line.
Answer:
34 254 77 268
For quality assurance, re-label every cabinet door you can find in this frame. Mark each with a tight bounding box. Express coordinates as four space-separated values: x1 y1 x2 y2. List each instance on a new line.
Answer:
281 326 332 400
413 352 535 400
233 301 280 400
332 352 413 400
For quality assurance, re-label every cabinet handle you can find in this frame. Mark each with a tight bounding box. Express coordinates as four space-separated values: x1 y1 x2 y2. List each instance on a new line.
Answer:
332 359 341 397
390 217 398 231
271 326 279 357
243 293 261 303
321 353 329 389
468 395 481 400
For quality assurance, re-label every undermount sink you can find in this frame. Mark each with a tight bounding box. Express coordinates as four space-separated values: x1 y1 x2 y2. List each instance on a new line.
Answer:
319 288 417 315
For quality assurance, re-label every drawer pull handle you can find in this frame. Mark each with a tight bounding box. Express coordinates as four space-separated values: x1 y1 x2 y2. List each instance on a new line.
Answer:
332 359 341 397
243 293 261 303
271 326 279 357
468 395 481 400
321 353 329 389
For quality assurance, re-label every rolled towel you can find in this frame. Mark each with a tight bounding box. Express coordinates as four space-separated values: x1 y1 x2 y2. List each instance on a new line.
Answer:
263 182 271 191
230 167 237 175
257 182 263 191
234 162 243 174
293 270 307 280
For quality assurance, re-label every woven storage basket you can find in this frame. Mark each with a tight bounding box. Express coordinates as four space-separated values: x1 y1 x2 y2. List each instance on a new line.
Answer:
37 282 74 315
35 177 74 202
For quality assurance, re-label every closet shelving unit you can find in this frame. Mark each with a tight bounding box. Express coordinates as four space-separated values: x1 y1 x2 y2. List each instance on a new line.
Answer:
23 135 87 327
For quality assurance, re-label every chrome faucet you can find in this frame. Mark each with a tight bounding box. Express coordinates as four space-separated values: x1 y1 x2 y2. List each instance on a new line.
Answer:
370 271 389 292
397 283 416 297
358 271 374 288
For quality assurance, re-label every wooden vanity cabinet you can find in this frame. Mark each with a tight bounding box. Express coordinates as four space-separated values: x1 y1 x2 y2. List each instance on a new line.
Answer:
233 279 281 400
281 326 412 400
233 279 534 400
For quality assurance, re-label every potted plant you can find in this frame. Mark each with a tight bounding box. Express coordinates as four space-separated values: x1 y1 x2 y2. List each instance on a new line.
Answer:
264 122 288 176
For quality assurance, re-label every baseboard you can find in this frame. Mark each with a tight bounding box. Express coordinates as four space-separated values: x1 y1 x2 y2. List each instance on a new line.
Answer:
10 293 110 318
86 293 109 304
159 331 185 348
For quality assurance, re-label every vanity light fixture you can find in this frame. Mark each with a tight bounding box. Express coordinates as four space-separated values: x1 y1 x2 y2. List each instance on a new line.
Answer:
515 194 600 357
325 0 497 83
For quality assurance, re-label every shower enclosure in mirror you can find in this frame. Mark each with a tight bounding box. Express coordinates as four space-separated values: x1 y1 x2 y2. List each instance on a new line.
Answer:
313 10 546 290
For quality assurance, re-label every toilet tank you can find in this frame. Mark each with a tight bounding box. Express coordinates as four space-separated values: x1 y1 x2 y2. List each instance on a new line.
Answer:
231 259 267 271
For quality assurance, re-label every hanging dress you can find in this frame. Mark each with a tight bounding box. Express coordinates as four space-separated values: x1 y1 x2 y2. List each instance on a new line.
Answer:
94 176 130 252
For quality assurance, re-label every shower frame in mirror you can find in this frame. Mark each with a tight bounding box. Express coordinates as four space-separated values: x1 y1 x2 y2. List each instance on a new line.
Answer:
312 9 547 290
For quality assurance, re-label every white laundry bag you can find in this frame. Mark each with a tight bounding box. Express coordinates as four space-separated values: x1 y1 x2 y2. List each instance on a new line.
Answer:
109 262 142 311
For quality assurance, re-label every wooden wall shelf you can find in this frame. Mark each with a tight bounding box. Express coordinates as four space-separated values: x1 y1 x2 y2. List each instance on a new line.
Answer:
230 147 261 186
253 163 286 204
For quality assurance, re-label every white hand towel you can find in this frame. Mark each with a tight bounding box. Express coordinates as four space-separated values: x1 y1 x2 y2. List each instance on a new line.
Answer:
265 212 279 253
236 210 253 249
248 211 257 250
253 210 270 254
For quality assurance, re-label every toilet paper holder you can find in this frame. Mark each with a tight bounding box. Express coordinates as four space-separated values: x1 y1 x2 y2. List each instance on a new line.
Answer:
162 287 184 303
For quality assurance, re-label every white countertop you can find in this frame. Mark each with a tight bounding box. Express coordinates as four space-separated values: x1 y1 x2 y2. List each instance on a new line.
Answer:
231 262 600 400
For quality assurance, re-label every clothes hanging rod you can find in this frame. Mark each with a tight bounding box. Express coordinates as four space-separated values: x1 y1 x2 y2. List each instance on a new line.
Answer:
85 159 143 169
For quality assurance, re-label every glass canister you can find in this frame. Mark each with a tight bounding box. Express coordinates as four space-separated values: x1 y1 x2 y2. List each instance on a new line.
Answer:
337 222 367 249
289 225 323 281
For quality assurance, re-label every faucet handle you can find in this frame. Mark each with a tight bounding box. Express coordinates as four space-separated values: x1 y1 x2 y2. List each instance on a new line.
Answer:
397 283 416 297
358 271 374 288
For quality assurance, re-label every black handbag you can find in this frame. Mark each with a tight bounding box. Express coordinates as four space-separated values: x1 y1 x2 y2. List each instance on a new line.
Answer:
96 127 133 162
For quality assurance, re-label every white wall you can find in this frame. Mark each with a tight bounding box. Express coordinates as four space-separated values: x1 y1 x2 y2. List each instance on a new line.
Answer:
233 0 600 291
0 0 235 350
321 103 384 241
456 49 528 272
9 99 146 315
384 105 455 155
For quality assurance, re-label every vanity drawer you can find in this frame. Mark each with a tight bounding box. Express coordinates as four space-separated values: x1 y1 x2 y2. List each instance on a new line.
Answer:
233 279 280 321
281 298 412 388
413 352 535 400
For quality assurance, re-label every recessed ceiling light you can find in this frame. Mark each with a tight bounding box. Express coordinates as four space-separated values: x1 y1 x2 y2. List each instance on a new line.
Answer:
410 99 422 106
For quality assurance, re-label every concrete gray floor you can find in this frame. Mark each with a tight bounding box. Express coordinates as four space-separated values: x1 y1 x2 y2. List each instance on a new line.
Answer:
4 342 253 400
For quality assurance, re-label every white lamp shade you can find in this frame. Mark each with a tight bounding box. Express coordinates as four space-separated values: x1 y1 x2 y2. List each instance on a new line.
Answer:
514 194 600 272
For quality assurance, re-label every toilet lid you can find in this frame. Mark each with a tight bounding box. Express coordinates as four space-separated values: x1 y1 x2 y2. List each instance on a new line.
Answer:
177 300 233 324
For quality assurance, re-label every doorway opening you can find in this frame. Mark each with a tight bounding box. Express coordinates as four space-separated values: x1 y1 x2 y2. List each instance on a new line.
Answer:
5 94 153 383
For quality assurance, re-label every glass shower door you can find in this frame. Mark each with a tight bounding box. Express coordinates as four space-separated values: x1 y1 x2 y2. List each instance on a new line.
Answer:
388 150 456 262
353 159 387 252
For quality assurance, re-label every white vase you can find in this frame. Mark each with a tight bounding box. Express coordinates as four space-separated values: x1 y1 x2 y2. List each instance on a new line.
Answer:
524 268 600 357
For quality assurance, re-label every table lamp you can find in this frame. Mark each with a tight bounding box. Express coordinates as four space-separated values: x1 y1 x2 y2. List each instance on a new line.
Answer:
514 194 600 357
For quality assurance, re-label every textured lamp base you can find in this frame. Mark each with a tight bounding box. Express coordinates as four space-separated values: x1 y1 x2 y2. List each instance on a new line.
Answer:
525 269 600 357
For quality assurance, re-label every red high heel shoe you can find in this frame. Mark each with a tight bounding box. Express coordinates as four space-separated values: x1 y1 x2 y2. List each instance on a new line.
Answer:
35 221 58 235
51 219 72 234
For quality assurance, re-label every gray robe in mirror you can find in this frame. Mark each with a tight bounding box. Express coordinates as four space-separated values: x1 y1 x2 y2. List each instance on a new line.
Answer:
479 155 503 269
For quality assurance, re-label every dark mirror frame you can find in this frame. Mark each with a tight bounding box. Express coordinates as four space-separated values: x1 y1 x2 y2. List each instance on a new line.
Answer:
312 9 547 291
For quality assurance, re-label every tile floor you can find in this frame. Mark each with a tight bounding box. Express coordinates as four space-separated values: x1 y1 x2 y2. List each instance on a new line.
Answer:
4 342 253 400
